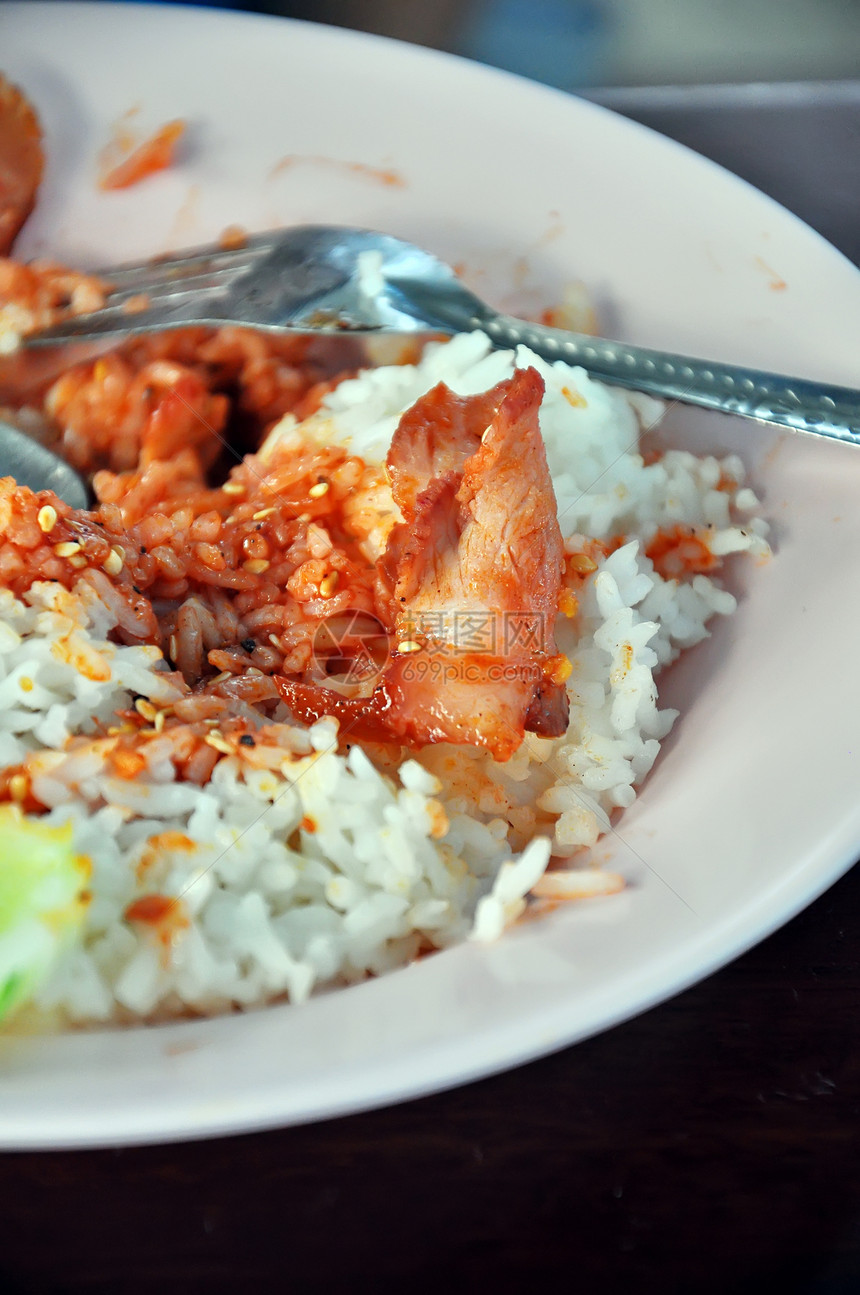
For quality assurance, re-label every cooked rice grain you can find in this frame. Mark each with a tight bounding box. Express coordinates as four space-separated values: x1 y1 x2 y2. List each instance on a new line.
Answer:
0 325 770 1026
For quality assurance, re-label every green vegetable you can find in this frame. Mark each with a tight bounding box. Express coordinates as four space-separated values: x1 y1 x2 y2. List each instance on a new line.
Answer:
0 806 90 1022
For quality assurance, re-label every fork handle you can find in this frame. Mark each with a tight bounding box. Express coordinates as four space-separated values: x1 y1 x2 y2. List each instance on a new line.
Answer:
481 312 860 445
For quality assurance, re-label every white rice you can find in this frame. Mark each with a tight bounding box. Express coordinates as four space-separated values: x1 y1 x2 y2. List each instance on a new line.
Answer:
3 332 769 1025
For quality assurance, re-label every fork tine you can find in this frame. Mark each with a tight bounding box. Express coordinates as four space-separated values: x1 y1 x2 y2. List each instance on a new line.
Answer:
94 231 278 291
23 232 287 347
105 267 249 307
23 299 225 346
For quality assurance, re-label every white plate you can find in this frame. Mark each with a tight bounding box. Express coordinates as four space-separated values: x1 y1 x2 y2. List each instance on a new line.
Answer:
2 1 859 1149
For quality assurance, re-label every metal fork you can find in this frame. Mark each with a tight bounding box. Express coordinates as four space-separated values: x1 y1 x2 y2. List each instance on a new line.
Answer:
19 224 860 446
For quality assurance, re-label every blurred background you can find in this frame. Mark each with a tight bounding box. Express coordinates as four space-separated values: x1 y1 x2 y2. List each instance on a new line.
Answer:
175 0 860 90
154 0 856 264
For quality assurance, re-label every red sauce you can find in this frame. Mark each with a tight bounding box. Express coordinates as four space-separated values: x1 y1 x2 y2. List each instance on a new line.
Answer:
646 524 720 579
124 893 189 961
99 120 185 191
125 894 181 924
269 154 405 188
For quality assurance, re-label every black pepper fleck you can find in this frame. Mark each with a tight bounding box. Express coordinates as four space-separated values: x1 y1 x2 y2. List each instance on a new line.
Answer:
241 638 256 653
238 733 255 747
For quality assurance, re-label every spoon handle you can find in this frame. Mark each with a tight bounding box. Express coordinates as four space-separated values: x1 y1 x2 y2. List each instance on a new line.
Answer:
482 312 860 446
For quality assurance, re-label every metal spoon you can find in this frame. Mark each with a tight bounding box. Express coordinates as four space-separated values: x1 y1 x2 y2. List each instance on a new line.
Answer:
0 419 88 509
21 226 860 447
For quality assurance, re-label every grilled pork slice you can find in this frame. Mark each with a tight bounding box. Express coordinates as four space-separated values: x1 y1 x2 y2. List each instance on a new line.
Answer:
277 367 569 761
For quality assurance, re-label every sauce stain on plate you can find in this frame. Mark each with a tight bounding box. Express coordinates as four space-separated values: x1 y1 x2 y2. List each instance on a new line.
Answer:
268 153 406 188
97 104 140 176
537 210 565 244
755 255 788 291
97 103 187 193
166 182 201 247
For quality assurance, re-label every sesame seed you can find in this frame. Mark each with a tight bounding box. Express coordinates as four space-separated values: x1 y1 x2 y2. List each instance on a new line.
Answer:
309 481 329 498
68 554 88 569
211 671 232 684
154 710 166 733
568 552 598 575
245 666 264 676
103 547 124 576
53 541 82 558
558 589 579 619
134 698 158 722
268 633 281 648
204 733 234 755
298 513 311 523
168 635 178 661
551 655 573 684
222 481 245 496
252 508 275 521
8 773 28 801
37 505 58 533
397 640 423 654
242 558 270 575
319 571 339 598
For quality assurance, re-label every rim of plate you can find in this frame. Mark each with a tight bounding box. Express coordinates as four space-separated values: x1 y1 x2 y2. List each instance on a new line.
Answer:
1 0 859 1149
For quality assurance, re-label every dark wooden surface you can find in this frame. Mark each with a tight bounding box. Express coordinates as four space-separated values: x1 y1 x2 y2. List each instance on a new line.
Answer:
1 858 858 1294
2 87 859 1295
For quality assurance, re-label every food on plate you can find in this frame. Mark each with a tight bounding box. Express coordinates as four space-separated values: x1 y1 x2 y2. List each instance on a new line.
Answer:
99 119 186 191
0 85 769 1028
0 76 43 257
0 806 90 1021
0 319 769 1025
275 368 571 759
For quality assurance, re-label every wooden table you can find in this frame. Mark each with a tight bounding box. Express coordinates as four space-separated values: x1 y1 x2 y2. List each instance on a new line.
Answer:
2 85 858 1295
2 863 858 1293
